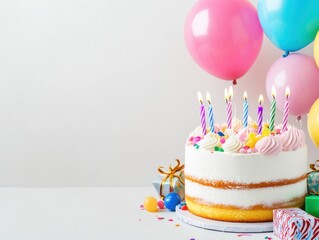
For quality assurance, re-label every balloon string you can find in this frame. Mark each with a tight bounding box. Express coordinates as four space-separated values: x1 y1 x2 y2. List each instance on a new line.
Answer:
282 51 290 58
232 79 237 85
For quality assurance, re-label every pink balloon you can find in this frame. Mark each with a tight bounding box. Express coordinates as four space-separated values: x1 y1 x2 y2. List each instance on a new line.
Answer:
184 0 263 81
266 53 319 117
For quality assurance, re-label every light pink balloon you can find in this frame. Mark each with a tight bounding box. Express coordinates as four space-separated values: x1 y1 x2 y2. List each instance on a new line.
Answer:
266 53 319 117
184 0 263 81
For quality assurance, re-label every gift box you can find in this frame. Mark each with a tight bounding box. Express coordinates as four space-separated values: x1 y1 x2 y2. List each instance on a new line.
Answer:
305 195 319 218
308 161 319 195
152 159 185 200
273 208 319 240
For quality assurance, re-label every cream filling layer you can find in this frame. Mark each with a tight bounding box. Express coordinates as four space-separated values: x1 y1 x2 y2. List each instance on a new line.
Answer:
185 146 307 183
185 179 307 208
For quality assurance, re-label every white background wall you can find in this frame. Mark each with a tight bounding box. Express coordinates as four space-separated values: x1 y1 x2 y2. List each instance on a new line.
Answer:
0 0 317 187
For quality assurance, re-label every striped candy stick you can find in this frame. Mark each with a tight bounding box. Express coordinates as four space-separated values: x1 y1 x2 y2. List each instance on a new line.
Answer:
269 86 276 131
206 92 214 133
282 87 290 132
243 91 248 128
257 95 263 135
197 92 206 135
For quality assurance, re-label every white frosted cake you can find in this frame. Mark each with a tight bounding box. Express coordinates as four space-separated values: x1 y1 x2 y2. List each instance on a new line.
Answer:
185 119 307 222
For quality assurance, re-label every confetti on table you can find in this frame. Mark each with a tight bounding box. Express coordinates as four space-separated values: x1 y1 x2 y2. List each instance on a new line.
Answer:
237 233 252 237
175 224 180 227
264 237 272 240
139 204 144 210
168 218 173 222
157 216 164 220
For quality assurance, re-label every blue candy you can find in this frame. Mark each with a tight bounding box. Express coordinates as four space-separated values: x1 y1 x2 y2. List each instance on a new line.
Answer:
164 192 181 211
217 131 224 137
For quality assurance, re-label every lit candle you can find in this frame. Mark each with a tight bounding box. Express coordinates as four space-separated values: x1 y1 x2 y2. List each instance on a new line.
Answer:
206 92 214 133
243 91 248 128
197 92 206 135
257 95 263 135
225 88 232 129
269 86 276 131
282 87 290 132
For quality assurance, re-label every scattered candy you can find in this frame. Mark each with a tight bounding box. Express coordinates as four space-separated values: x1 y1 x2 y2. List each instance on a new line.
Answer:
143 196 158 212
181 205 188 211
217 131 224 137
164 192 181 211
214 146 224 152
157 200 165 209
239 148 247 153
189 136 202 145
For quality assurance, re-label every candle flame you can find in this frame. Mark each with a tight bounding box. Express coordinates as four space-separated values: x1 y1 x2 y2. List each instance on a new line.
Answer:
285 87 290 98
271 85 276 98
224 88 229 102
197 91 203 104
206 92 211 104
228 86 233 100
243 91 248 100
259 94 263 104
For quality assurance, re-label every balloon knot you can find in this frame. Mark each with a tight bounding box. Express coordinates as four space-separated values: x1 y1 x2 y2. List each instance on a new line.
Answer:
232 79 237 85
297 116 302 121
282 51 290 58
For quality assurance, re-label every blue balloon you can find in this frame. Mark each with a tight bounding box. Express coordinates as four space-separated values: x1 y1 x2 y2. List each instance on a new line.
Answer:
164 192 181 211
258 0 319 52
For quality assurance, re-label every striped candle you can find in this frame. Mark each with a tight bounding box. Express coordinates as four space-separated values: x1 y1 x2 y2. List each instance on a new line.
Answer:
206 92 214 133
197 92 206 135
225 88 232 129
257 95 263 135
269 86 276 131
243 91 248 128
282 87 290 132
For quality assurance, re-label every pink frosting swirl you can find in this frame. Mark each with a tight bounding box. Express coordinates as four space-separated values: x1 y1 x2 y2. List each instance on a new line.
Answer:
280 126 305 151
255 136 283 155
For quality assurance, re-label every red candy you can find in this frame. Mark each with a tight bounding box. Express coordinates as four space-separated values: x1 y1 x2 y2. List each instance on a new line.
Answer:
157 200 165 209
181 205 188 211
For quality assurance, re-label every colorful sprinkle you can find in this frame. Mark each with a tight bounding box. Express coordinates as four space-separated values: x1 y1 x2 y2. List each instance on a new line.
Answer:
264 237 272 240
220 138 226 144
168 218 173 221
157 216 164 220
217 131 224 137
175 224 180 227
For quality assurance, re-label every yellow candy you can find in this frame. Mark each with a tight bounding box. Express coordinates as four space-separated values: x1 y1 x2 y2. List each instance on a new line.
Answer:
246 132 263 148
252 122 258 129
144 196 158 212
262 127 271 137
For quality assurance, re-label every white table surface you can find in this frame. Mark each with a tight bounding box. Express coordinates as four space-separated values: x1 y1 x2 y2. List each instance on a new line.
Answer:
0 187 279 240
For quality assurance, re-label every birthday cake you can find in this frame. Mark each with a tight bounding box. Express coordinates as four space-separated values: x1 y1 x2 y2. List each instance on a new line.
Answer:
185 91 308 223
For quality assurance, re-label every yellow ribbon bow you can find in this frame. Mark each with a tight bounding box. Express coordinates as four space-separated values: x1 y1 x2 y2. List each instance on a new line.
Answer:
157 159 185 199
310 160 319 172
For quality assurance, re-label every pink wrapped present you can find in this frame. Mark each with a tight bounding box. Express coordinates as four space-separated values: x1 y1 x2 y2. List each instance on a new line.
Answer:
273 208 319 240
